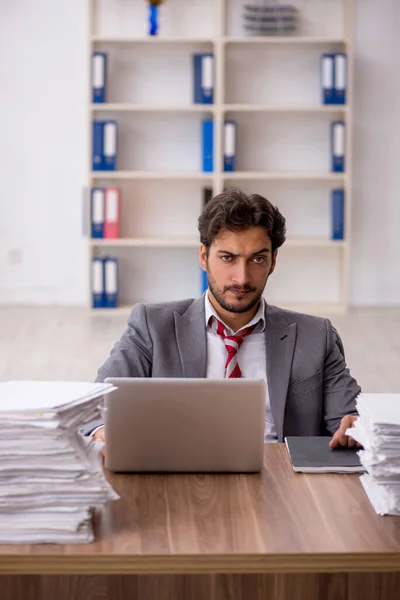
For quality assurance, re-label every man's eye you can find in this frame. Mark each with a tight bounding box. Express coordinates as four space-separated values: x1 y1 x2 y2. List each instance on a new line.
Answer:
221 255 232 261
253 256 266 264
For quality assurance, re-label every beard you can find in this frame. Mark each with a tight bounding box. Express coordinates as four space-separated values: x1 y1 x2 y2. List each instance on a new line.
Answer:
206 264 268 314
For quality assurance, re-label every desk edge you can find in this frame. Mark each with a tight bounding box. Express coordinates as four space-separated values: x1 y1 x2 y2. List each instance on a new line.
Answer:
0 552 400 575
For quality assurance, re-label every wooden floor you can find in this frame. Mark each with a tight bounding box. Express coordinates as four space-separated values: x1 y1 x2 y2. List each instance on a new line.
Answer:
1 306 400 393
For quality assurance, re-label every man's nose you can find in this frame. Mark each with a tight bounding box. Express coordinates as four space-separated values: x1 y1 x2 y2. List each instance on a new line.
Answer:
232 260 250 286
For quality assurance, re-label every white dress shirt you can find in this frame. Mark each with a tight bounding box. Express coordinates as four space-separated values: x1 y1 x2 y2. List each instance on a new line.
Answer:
205 293 278 442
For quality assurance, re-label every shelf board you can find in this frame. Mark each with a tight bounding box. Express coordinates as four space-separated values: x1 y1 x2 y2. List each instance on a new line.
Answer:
90 104 215 113
90 172 345 181
90 237 345 249
91 36 214 44
271 301 347 315
90 300 346 316
90 305 132 315
90 237 199 248
223 104 348 113
91 104 347 114
223 172 347 181
285 239 346 249
223 36 348 45
90 171 214 180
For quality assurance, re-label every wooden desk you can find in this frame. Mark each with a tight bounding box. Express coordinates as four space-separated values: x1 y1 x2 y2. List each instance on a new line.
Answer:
1 444 400 600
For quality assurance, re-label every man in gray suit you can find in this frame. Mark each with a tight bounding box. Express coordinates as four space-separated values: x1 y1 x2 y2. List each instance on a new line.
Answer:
90 190 360 448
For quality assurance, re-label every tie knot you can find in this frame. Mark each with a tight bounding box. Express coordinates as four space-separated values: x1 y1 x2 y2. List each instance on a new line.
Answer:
212 317 256 378
213 318 256 351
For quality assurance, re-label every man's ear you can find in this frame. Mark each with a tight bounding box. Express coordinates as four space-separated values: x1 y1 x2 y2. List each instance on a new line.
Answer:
199 244 208 271
269 250 278 275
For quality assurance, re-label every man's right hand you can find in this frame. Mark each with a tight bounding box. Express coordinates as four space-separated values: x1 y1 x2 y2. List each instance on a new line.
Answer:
93 426 105 443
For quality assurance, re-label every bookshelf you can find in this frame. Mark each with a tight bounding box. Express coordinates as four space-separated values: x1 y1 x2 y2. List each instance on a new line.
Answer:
87 0 355 314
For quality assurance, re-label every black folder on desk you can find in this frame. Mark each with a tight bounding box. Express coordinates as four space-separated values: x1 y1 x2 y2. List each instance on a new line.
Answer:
285 436 366 473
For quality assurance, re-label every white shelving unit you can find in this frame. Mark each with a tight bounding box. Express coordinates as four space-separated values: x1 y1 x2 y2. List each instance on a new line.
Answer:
87 0 355 314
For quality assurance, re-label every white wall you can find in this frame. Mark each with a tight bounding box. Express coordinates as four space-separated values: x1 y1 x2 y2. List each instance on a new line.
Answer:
0 0 87 305
0 0 399 307
350 0 400 305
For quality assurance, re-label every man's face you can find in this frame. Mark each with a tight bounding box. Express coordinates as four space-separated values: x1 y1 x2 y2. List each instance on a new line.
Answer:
199 226 277 314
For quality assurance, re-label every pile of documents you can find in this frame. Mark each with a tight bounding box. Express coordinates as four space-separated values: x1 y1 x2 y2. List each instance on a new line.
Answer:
346 393 400 516
0 381 119 543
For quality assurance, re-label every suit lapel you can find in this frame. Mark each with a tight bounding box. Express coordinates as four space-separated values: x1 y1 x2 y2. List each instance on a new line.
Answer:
265 304 297 442
174 295 207 378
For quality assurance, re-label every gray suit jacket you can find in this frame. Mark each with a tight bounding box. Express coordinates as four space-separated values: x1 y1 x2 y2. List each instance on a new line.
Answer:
88 295 360 441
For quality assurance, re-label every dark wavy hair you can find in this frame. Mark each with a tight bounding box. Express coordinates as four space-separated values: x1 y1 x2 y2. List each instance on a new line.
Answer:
198 189 286 253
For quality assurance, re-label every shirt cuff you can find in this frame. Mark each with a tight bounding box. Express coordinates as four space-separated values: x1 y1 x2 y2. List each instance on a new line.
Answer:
90 425 104 437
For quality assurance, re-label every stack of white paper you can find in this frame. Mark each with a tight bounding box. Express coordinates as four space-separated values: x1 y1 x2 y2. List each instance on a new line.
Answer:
346 393 400 516
0 381 119 543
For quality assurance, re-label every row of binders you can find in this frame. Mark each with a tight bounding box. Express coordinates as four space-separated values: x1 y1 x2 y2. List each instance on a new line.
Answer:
91 188 120 238
197 53 348 107
321 53 347 105
91 117 238 173
92 257 118 308
91 118 345 174
92 51 214 105
92 52 347 107
202 120 347 173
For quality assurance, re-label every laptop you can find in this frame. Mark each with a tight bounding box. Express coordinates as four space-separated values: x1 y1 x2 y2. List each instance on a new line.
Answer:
103 377 266 473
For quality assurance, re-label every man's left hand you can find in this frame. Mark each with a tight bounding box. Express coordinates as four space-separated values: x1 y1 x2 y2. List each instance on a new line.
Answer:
329 415 361 448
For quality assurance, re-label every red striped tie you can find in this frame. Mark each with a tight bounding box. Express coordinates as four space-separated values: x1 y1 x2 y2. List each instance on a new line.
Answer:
212 318 256 378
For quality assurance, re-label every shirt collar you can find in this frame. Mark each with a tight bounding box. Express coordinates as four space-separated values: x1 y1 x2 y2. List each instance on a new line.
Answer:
205 292 266 335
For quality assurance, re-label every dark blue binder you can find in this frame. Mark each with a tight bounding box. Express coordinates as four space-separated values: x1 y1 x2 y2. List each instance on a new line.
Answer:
92 258 105 308
92 121 104 171
193 53 214 104
331 121 345 172
334 53 347 105
224 121 237 172
321 53 334 105
92 52 107 103
91 188 105 238
331 189 344 240
202 120 213 172
104 257 118 308
103 120 117 171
